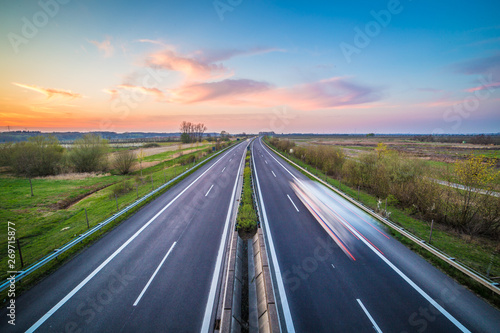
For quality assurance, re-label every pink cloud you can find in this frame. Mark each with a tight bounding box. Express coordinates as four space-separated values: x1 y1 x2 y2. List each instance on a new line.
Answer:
116 84 165 101
146 49 231 81
166 77 382 110
88 37 114 57
102 88 119 100
167 79 272 104
12 82 82 99
465 81 500 92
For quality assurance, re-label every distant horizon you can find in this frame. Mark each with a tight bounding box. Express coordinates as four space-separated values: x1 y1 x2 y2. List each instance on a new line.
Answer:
2 129 499 136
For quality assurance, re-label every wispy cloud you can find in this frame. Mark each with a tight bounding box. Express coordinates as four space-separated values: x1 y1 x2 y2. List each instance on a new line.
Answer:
167 79 272 104
88 37 114 57
102 88 119 100
465 81 500 92
165 76 382 110
146 49 231 81
262 77 383 110
193 47 284 63
117 84 165 101
12 82 82 99
452 53 500 75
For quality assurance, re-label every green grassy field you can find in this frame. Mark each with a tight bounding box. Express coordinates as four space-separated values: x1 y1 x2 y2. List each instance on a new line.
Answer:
0 143 227 283
141 143 212 162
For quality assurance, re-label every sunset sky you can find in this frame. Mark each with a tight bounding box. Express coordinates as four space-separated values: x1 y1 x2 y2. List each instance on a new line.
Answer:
1 0 499 134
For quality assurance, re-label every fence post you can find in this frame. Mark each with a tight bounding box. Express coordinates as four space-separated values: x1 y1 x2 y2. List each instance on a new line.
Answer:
16 238 24 268
29 178 34 197
429 219 434 243
136 185 139 199
487 253 494 277
85 208 89 229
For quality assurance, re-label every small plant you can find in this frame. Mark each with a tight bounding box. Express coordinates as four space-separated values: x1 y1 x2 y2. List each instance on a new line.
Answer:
142 143 161 148
110 180 133 198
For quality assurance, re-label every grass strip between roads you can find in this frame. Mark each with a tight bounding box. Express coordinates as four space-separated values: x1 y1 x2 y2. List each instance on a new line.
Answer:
263 138 500 308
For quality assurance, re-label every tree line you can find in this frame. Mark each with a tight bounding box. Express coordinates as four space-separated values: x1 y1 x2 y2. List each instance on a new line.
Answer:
268 137 500 240
179 121 207 143
0 134 111 177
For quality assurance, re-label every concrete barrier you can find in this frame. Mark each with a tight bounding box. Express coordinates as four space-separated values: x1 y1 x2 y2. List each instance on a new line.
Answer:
218 231 244 333
252 229 280 333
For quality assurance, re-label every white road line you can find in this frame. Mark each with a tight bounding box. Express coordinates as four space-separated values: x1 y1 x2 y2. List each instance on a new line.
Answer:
271 171 277 177
133 242 176 306
331 264 335 269
260 139 300 183
221 167 226 173
201 144 248 332
26 144 239 333
229 158 232 161
261 137 470 332
357 299 382 333
287 194 300 212
205 184 214 197
252 148 295 333
323 206 470 332
265 160 268 164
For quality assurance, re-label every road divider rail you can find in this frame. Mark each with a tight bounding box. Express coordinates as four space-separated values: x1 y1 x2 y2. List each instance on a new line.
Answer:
264 141 500 296
0 143 237 293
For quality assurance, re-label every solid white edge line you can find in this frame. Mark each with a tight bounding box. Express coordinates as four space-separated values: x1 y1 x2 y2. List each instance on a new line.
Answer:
287 194 300 212
26 144 239 333
200 145 247 332
205 184 214 197
271 170 277 177
261 138 471 333
133 242 176 306
252 144 295 333
357 299 383 333
260 139 299 183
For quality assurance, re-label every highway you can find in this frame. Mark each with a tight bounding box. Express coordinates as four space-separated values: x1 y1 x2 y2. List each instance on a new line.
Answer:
0 141 248 332
251 137 500 333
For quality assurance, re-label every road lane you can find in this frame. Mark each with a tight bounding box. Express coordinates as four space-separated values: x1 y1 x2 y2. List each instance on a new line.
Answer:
0 141 249 332
252 137 500 332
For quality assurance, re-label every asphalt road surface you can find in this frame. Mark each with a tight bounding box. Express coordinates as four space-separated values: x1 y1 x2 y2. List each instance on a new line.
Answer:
252 137 500 333
0 141 248 332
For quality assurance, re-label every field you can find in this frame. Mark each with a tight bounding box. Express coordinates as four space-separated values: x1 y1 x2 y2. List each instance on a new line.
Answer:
0 141 228 282
292 136 500 190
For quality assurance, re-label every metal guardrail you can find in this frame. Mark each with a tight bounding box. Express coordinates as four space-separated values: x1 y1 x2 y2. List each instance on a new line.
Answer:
0 144 235 293
264 141 500 296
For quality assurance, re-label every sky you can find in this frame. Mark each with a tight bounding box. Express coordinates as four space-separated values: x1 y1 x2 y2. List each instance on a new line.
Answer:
0 0 499 134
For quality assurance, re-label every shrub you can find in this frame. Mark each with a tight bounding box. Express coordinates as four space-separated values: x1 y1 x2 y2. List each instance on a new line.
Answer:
110 180 133 198
9 135 64 176
113 149 136 175
142 143 160 148
69 134 108 172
